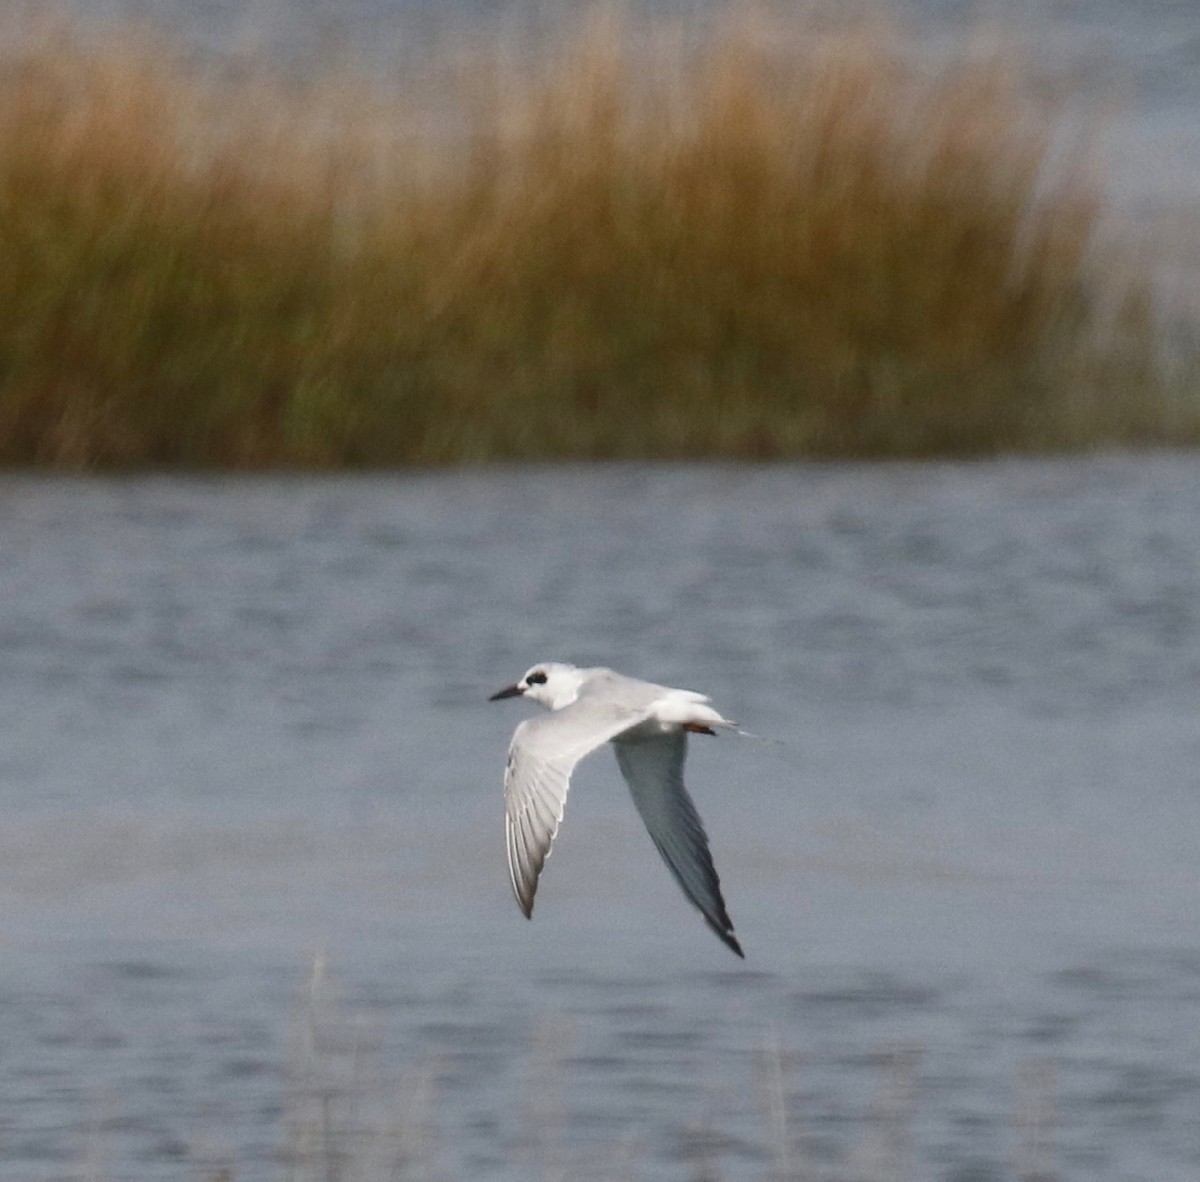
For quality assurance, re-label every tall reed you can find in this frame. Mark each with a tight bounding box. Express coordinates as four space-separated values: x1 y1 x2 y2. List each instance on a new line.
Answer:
0 13 1186 467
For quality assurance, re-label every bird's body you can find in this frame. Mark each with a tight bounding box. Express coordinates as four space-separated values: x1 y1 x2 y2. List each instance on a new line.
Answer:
490 663 744 957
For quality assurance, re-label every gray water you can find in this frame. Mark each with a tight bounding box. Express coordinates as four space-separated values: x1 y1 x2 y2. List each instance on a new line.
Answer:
2 458 1200 1179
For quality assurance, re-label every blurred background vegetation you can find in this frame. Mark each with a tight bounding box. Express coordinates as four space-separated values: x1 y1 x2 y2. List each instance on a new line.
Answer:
0 9 1193 468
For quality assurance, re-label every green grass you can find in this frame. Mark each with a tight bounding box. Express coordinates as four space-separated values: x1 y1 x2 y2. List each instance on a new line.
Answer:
0 12 1192 468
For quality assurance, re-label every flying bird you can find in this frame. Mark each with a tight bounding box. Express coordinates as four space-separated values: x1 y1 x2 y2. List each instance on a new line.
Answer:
490 662 744 957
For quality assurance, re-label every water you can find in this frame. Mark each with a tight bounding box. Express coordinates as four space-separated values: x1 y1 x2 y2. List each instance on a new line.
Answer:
2 458 1200 1179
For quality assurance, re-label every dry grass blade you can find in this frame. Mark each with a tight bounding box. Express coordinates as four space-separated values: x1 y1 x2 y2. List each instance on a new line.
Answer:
0 9 1190 468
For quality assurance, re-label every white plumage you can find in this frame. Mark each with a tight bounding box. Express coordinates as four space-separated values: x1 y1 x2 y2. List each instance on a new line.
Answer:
490 662 744 957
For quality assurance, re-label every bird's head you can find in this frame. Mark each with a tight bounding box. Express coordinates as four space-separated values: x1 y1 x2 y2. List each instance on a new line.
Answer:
489 662 585 710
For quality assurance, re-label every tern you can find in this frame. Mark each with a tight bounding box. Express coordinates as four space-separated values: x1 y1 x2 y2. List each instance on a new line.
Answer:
490 662 744 957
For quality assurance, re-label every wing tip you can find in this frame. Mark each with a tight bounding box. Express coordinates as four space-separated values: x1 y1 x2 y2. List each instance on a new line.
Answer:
510 868 537 919
506 811 542 920
507 869 537 918
710 920 745 959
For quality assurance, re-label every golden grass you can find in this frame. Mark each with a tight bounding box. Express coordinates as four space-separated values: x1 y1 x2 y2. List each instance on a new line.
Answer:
0 11 1190 467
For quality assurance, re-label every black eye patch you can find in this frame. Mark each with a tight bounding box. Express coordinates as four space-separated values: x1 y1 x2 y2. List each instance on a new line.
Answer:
526 670 548 685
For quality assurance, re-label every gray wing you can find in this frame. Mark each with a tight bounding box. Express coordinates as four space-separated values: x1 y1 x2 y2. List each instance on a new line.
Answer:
613 731 744 958
505 700 646 918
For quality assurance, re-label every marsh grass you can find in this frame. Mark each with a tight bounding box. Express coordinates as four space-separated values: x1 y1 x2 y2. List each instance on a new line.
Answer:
273 962 1059 1182
0 11 1191 468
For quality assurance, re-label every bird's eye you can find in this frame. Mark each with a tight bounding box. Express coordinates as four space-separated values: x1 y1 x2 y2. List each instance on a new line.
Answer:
526 670 548 685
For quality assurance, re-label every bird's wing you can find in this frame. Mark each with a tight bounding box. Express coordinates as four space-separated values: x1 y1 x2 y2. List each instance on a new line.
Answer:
613 731 744 957
504 700 646 918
